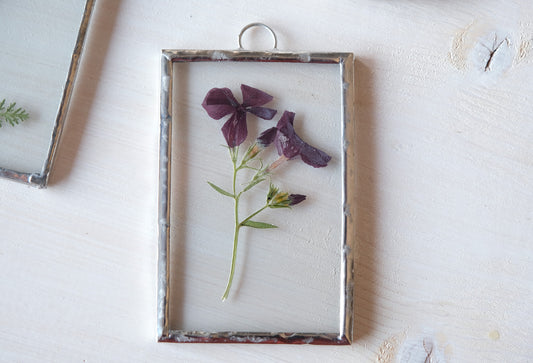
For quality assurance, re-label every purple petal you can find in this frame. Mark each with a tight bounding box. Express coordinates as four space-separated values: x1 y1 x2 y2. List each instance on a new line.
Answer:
288 194 306 206
202 88 238 120
276 111 295 128
241 84 274 107
257 127 278 148
299 143 331 168
248 106 277 120
221 110 248 147
275 117 305 159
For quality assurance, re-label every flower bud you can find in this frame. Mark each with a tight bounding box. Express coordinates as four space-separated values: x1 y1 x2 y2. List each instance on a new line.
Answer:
242 143 262 164
267 183 279 202
271 192 289 206
288 194 306 206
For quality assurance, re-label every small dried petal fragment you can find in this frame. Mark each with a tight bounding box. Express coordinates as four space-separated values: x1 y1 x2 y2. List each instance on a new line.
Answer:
257 127 278 148
288 194 306 206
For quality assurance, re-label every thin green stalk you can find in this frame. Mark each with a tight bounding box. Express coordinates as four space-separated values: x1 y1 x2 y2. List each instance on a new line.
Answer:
222 148 241 301
221 147 271 300
222 204 270 300
222 222 240 301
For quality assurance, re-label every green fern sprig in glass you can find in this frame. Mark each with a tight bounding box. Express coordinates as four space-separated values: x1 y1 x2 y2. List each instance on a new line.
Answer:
0 99 29 127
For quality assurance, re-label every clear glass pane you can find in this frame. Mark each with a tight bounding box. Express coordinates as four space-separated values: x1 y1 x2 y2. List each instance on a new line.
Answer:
168 61 344 333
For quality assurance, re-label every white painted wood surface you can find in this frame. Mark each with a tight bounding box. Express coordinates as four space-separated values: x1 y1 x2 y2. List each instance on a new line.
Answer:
1 0 532 362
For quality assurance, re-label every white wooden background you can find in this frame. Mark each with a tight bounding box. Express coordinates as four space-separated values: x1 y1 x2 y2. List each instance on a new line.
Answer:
1 0 532 362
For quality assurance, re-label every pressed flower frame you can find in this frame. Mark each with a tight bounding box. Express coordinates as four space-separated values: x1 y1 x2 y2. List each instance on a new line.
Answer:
158 40 355 344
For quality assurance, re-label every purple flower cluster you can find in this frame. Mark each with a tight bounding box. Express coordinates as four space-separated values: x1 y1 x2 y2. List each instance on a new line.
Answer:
202 84 331 168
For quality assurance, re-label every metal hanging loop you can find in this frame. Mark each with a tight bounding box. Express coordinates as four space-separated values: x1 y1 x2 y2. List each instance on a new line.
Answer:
238 22 278 50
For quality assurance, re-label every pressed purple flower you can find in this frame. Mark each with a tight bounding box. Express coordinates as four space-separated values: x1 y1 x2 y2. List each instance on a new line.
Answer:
258 111 331 168
202 84 277 148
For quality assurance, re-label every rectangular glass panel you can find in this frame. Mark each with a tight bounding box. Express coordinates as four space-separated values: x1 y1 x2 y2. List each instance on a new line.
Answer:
170 61 341 333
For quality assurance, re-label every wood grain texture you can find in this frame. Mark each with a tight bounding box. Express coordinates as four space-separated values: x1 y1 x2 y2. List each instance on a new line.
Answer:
1 0 532 362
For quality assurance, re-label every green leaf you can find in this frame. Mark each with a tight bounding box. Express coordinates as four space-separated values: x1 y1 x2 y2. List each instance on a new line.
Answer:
207 181 234 198
242 177 266 193
241 220 278 229
0 99 29 128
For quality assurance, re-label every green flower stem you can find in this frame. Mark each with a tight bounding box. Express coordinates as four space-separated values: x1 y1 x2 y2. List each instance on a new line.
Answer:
222 202 270 300
222 220 240 301
222 148 241 301
221 147 270 301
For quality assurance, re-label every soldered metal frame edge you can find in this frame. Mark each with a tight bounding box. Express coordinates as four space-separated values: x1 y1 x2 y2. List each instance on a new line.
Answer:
158 49 355 345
